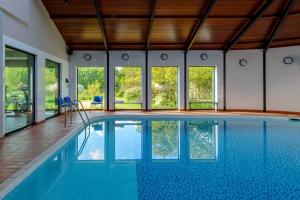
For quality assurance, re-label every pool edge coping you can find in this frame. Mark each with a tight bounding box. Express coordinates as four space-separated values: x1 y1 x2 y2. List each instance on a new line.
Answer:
0 113 298 198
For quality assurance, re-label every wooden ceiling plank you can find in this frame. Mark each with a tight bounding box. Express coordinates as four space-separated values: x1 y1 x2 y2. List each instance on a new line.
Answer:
224 0 275 53
185 0 218 51
264 0 297 51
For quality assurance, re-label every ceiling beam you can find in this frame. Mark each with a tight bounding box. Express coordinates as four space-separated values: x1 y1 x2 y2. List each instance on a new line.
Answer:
50 12 300 20
146 0 157 50
92 0 108 51
224 0 275 53
185 0 218 51
263 0 296 52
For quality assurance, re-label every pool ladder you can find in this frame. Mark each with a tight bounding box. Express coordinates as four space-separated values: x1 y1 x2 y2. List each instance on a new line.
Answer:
65 100 91 134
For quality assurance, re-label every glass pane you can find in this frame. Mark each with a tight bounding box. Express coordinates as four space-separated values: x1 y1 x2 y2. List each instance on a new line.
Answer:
152 121 179 159
45 60 59 118
77 122 105 161
188 121 217 160
77 67 105 109
152 66 178 109
5 47 34 133
115 121 142 160
189 66 215 109
114 66 142 110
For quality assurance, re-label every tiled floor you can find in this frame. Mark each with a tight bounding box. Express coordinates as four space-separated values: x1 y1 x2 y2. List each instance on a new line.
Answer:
0 110 299 184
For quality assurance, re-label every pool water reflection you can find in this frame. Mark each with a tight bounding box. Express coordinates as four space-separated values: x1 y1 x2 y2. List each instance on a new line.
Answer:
5 118 300 200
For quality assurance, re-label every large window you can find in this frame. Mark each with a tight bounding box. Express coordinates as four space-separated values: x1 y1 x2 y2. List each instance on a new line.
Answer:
45 60 60 119
152 66 178 109
189 66 216 109
114 66 142 110
77 66 105 109
5 47 35 134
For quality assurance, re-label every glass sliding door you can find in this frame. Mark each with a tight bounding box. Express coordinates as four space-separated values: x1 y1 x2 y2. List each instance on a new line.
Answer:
189 66 216 110
5 46 35 134
152 66 178 109
77 66 105 109
114 66 142 110
45 60 60 119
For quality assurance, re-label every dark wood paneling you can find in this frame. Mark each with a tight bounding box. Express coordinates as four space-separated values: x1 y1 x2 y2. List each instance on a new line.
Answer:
42 0 300 50
156 0 206 17
104 19 148 43
151 18 196 43
194 18 246 44
109 44 146 50
239 18 276 43
209 0 261 17
99 0 151 17
273 15 300 41
233 42 264 50
149 44 185 50
42 0 96 16
53 18 103 43
271 38 300 47
263 0 286 16
291 1 300 13
68 43 105 50
191 43 224 50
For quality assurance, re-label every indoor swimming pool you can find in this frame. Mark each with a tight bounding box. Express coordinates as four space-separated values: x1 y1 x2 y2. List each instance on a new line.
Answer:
3 116 300 199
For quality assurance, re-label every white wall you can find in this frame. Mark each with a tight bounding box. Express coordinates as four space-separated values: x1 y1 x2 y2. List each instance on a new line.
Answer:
0 0 29 23
226 50 263 110
1 0 67 60
267 46 300 112
0 0 69 136
187 50 224 110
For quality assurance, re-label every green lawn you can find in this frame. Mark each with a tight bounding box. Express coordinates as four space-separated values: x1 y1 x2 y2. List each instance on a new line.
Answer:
189 102 216 110
115 103 142 110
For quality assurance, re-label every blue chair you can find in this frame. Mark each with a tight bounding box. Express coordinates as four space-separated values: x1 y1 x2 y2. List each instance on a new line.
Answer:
57 97 64 107
63 96 73 107
57 97 70 127
91 96 103 112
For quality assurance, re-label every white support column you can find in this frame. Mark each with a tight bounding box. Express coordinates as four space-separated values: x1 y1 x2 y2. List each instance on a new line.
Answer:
0 10 4 136
108 56 115 111
35 56 46 122
178 59 185 111
69 63 77 101
146 58 152 110
185 59 190 110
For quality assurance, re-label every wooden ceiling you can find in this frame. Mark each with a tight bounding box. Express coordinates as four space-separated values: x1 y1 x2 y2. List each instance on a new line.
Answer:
42 0 300 51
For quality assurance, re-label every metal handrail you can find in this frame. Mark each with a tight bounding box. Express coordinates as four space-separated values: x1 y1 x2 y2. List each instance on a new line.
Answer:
73 100 91 133
77 128 91 156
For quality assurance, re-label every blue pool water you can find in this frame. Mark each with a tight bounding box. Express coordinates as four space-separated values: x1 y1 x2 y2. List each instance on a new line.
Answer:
4 117 300 200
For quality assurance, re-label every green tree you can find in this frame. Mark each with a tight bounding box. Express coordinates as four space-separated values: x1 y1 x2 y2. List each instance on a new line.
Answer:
152 67 178 109
152 121 179 158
